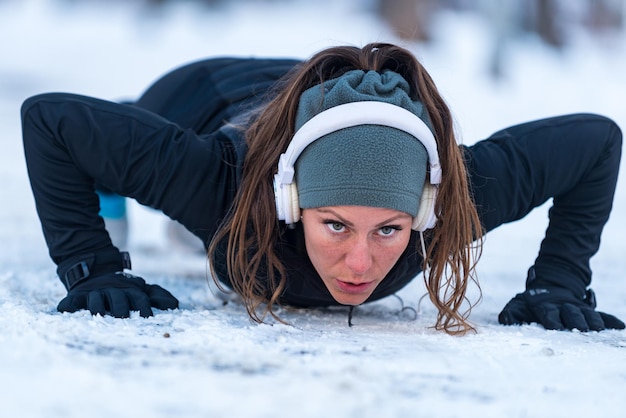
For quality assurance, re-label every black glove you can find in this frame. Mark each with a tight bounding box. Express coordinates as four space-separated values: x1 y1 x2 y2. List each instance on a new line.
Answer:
498 286 624 331
56 248 178 318
57 271 178 318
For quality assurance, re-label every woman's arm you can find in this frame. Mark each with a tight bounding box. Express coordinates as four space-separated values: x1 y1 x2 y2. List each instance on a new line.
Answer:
464 113 624 330
21 93 239 316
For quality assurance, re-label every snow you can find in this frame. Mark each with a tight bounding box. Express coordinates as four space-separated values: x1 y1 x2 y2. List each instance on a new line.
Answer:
1 1 626 417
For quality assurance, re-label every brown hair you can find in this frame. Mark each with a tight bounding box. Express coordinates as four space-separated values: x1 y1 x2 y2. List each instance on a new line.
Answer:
208 43 483 335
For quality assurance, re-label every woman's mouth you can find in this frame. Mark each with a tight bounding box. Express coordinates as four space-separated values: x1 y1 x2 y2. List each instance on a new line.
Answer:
335 279 376 294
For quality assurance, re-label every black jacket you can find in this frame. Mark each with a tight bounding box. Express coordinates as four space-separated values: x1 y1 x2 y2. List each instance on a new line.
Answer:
21 58 621 306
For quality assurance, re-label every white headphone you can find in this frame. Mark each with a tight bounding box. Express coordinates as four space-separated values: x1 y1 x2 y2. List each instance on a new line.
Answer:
273 101 442 231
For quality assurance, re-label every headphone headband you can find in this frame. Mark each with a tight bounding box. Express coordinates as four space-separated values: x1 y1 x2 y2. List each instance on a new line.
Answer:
275 101 441 186
274 100 441 229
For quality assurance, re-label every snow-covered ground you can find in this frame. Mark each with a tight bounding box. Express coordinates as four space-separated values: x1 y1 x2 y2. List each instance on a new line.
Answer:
1 1 626 417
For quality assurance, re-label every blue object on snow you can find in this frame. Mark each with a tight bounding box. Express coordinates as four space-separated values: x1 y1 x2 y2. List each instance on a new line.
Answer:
97 192 126 219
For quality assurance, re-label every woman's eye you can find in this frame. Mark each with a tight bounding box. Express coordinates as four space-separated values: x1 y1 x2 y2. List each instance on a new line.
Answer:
325 222 345 233
379 226 398 236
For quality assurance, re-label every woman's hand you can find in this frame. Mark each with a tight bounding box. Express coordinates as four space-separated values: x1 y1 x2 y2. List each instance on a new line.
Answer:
57 272 178 318
498 286 624 331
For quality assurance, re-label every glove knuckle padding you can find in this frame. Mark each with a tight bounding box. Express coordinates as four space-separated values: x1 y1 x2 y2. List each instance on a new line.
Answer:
497 310 515 325
498 296 534 325
560 303 590 331
57 294 83 313
126 287 154 318
146 284 179 310
598 312 626 330
87 290 107 316
580 308 605 331
531 303 565 330
104 288 131 318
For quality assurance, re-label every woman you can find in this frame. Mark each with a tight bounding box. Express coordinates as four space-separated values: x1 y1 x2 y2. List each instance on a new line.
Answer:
21 43 624 335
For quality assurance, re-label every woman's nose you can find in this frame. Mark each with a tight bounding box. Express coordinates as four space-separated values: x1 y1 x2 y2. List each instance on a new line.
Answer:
344 238 373 275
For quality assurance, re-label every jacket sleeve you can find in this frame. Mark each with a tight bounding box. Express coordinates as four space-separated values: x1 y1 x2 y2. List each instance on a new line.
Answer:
463 114 622 296
21 93 239 266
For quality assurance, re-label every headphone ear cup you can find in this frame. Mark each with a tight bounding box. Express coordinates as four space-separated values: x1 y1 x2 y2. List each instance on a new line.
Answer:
412 183 438 231
274 174 286 221
285 182 300 225
274 174 301 225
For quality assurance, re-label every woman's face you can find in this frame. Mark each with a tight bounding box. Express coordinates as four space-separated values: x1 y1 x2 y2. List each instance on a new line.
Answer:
301 205 413 306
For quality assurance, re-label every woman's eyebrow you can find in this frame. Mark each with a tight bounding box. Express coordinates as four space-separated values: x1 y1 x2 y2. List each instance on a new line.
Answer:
374 214 412 228
315 208 411 228
315 208 354 227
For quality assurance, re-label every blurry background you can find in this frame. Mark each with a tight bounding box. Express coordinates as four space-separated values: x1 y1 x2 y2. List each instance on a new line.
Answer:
2 0 624 134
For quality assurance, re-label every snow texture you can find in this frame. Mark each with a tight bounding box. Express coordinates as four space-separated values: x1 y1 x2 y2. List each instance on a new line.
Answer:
1 1 626 417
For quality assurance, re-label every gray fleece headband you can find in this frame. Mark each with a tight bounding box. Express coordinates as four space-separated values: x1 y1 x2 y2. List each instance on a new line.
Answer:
291 69 438 216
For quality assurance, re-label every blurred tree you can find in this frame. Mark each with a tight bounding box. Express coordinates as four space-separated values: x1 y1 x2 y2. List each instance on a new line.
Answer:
584 0 623 33
145 0 223 6
535 0 565 47
377 0 437 42
484 0 516 80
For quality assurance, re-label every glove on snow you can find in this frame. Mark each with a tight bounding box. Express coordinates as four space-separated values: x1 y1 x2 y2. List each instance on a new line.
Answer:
57 272 178 318
56 249 178 318
498 285 624 331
